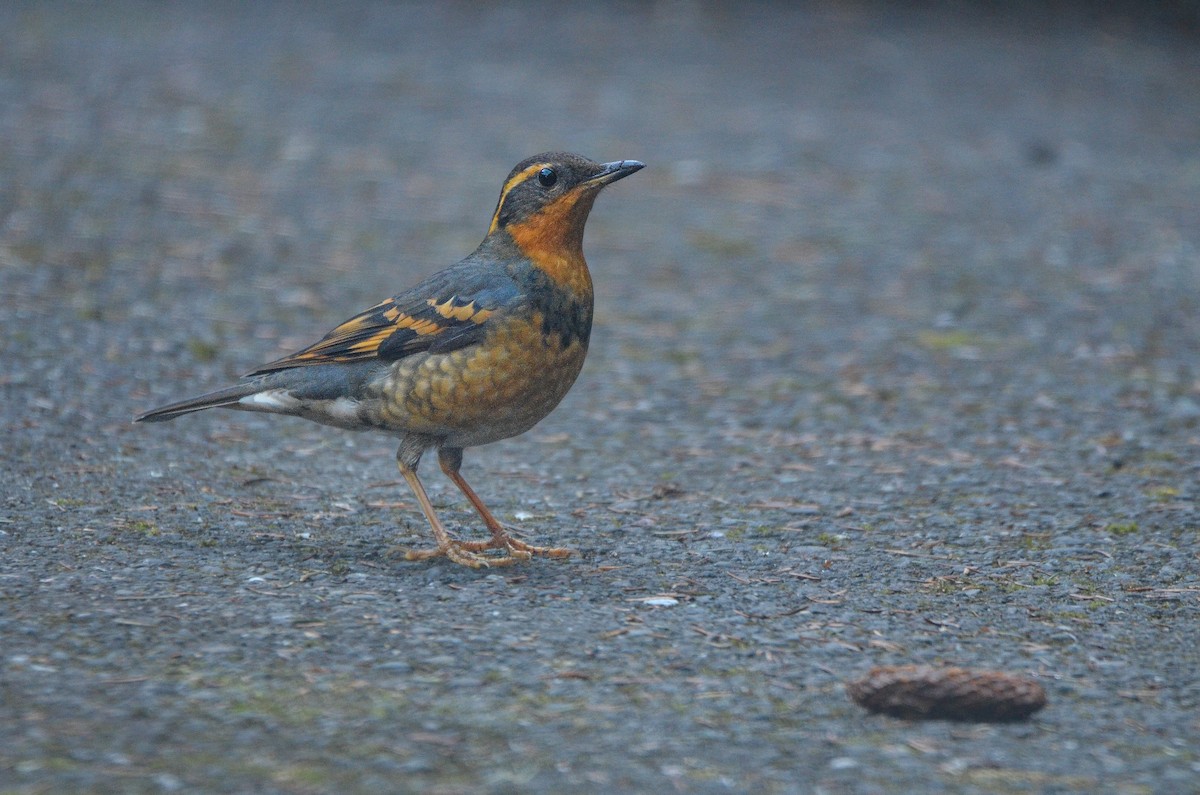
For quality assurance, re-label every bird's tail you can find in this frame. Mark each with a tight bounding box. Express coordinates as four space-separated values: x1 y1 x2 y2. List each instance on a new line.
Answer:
133 383 261 423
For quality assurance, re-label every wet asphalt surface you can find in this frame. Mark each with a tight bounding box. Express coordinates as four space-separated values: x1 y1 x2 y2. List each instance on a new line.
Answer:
2 2 1199 793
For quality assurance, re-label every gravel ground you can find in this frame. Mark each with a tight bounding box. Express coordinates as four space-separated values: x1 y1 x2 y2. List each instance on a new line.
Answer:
2 2 1199 793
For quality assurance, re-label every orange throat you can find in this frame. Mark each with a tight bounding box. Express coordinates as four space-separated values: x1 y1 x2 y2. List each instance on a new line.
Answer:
506 191 597 298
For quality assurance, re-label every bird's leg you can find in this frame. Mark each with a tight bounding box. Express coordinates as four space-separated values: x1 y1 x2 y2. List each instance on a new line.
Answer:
395 450 518 568
438 448 572 560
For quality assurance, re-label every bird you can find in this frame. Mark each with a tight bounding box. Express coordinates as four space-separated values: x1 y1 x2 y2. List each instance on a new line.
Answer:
135 152 643 568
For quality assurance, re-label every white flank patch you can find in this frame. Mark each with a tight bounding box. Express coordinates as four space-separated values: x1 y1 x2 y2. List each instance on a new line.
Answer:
239 390 299 411
237 391 359 424
326 397 361 422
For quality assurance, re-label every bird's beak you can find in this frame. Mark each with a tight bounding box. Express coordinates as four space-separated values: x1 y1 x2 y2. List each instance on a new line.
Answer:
589 159 645 186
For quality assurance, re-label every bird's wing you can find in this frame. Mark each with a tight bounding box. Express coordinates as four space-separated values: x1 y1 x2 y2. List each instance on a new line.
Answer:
248 264 520 375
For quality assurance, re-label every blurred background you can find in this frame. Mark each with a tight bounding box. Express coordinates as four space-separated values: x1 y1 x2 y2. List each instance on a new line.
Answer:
2 2 1199 792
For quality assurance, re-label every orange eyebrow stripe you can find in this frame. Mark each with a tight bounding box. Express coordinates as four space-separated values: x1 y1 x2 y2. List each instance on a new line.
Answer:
488 163 551 233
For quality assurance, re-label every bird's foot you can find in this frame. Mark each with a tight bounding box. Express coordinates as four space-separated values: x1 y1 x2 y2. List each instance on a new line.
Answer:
469 531 572 560
389 541 511 568
500 536 572 559
392 533 569 568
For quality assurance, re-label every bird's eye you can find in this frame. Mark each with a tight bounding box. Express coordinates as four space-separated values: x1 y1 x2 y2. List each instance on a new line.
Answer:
537 167 557 187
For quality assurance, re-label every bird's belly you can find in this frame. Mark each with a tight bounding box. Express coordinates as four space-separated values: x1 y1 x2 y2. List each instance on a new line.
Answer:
368 323 588 447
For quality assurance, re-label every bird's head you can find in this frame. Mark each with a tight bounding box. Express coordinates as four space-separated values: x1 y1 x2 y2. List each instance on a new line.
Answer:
487 152 644 257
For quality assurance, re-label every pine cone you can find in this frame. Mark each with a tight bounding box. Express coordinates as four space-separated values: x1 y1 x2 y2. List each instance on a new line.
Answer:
846 665 1047 721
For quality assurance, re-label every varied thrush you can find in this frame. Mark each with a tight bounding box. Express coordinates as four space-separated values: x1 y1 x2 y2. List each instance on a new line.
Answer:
136 152 643 568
